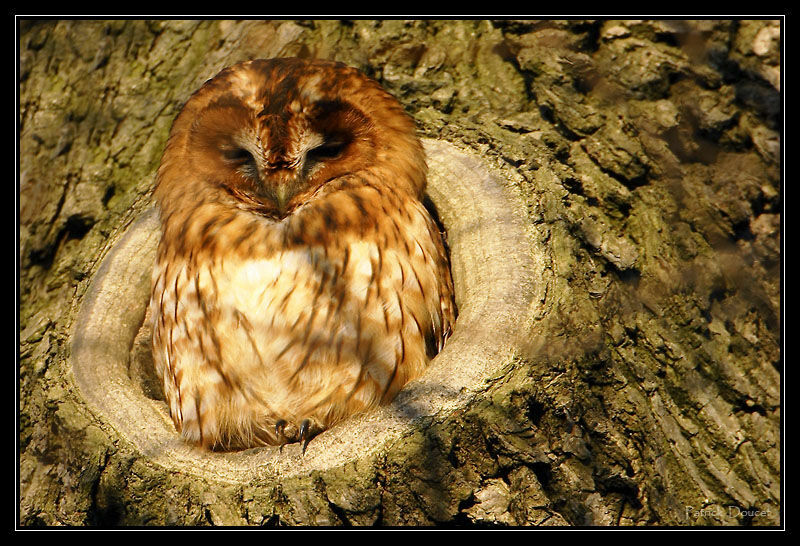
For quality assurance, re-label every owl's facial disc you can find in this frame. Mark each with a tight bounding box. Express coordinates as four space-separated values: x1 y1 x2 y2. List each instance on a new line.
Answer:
197 95 373 218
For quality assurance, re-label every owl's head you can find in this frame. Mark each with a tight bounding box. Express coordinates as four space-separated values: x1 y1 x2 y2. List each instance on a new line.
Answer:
156 58 426 219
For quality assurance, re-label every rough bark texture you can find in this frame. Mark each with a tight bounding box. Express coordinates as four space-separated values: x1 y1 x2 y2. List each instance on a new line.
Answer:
19 19 781 527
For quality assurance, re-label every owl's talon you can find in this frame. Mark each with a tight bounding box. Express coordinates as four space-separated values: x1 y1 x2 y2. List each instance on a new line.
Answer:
275 419 287 438
299 419 312 454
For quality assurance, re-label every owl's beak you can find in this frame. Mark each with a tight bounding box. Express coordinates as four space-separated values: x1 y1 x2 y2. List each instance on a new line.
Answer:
260 166 303 215
272 183 295 212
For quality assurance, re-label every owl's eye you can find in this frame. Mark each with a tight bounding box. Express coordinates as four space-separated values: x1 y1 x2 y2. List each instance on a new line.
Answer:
308 140 347 161
222 147 254 163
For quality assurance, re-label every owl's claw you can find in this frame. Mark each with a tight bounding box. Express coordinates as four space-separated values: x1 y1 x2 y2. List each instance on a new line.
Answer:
273 418 314 453
299 419 312 454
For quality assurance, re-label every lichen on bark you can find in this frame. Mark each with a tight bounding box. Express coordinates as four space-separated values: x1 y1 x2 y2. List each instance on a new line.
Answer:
19 19 781 527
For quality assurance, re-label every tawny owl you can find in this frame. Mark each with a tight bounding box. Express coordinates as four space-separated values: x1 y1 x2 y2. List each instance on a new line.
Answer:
149 58 456 451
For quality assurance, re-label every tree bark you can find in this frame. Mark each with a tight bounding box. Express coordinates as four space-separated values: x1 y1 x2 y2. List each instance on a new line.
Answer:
19 19 781 527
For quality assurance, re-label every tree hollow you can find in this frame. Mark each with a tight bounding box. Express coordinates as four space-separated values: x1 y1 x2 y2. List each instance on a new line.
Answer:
70 138 544 481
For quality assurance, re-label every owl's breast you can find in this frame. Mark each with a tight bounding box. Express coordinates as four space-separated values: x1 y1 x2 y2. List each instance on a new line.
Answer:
151 200 449 448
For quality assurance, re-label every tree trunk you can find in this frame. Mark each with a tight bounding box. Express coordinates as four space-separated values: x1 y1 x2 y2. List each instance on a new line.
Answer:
18 19 781 527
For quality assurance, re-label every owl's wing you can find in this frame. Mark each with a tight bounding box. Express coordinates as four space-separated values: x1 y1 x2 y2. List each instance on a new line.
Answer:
421 203 457 354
